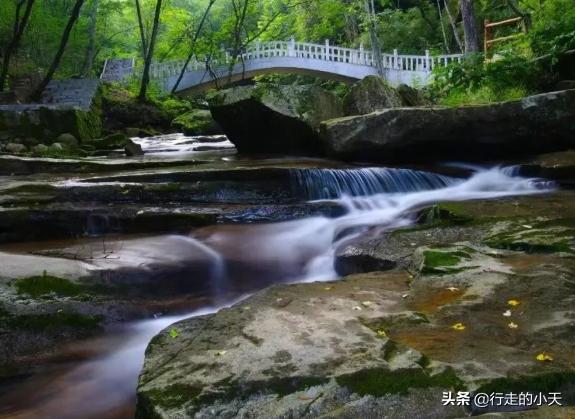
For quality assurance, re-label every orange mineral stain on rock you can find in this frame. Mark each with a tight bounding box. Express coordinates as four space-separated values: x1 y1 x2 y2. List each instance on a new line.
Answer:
408 287 465 314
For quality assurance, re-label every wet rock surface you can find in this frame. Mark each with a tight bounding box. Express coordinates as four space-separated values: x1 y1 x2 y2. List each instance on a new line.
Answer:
137 190 575 418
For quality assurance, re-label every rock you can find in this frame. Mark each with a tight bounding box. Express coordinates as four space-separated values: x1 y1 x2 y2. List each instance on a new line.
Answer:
397 83 428 106
87 132 129 150
124 139 144 156
171 109 222 136
4 143 27 154
320 89 575 163
334 241 398 275
208 84 343 155
343 76 403 116
102 84 171 133
32 144 49 154
518 150 575 188
55 133 79 148
137 240 575 418
48 142 64 152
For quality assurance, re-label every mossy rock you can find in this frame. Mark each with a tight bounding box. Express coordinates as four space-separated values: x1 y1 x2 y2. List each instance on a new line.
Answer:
483 220 575 254
171 109 221 136
207 83 343 154
14 273 83 298
343 76 403 116
336 366 463 396
416 246 476 275
86 132 129 150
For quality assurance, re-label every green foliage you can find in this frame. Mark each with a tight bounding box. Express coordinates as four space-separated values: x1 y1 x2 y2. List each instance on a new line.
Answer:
529 0 575 57
429 52 542 106
254 74 349 98
0 0 573 105
153 96 193 119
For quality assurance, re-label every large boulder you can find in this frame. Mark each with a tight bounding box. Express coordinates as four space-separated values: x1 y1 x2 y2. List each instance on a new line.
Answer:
208 84 343 154
171 109 222 136
343 76 403 116
320 89 575 163
55 133 79 148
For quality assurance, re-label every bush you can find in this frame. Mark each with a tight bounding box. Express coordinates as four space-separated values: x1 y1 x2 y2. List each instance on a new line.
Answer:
429 51 547 106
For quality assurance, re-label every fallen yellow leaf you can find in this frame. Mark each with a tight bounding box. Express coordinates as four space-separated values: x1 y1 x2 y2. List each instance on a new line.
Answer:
507 299 521 307
508 322 518 329
376 329 387 337
451 322 466 331
536 352 553 362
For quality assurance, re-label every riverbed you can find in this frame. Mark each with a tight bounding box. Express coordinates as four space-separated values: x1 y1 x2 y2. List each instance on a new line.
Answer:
0 134 558 418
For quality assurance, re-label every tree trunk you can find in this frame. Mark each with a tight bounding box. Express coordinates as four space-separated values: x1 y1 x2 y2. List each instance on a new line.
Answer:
138 0 162 102
81 0 99 77
171 0 216 94
445 0 463 53
436 0 451 53
31 0 85 100
0 0 36 91
460 0 479 53
364 0 384 76
135 0 148 60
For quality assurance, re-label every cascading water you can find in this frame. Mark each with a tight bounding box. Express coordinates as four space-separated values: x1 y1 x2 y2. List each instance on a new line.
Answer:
290 167 458 199
0 165 554 419
203 166 553 284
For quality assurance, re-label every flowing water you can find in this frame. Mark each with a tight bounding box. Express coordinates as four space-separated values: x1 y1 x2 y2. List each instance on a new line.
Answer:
0 135 555 418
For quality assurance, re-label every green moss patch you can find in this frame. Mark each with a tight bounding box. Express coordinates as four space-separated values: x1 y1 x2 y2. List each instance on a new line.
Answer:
483 222 575 254
421 249 474 275
336 367 463 396
15 273 83 298
145 383 203 409
418 204 474 227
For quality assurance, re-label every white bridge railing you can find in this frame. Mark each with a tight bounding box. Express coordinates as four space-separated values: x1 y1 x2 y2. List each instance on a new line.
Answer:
101 39 463 86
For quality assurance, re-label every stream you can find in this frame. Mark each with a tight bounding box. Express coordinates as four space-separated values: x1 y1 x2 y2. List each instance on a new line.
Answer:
0 134 554 418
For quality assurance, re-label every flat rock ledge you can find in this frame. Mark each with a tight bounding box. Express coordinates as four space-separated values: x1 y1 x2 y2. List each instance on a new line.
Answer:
320 89 575 163
137 234 575 418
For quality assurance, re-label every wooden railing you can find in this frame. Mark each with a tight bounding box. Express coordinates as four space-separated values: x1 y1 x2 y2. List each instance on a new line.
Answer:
484 17 527 56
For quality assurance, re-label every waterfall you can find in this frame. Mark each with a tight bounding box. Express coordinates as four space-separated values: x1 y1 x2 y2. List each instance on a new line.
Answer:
6 166 554 418
290 167 458 200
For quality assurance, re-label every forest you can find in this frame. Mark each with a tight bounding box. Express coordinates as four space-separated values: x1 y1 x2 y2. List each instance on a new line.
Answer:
1 0 574 104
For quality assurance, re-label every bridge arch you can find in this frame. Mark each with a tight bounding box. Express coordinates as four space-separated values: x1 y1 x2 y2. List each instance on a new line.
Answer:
101 40 463 94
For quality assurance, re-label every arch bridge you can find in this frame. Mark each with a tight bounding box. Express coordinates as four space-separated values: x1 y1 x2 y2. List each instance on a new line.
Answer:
101 39 462 93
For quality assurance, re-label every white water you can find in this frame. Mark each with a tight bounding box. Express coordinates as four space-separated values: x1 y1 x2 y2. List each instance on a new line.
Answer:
0 166 554 418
